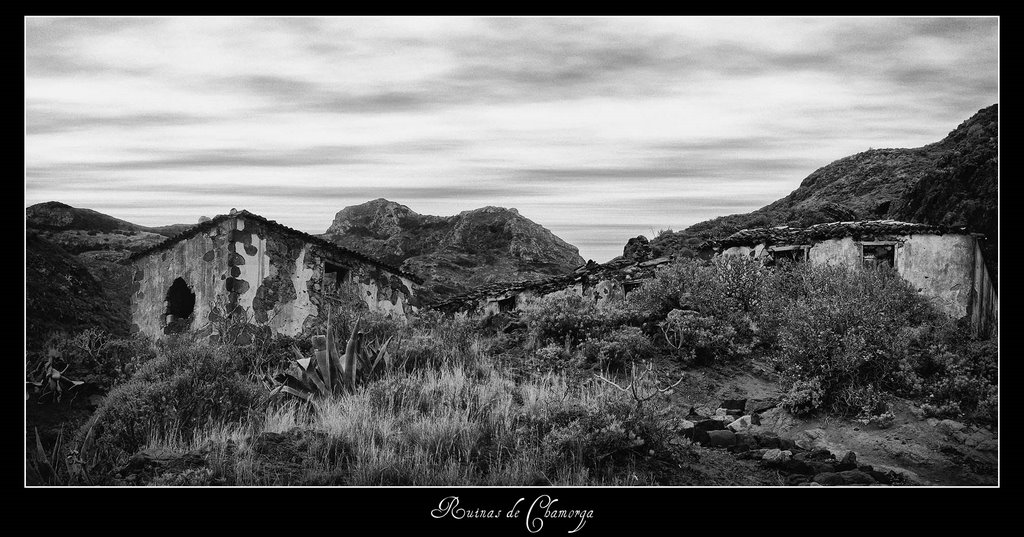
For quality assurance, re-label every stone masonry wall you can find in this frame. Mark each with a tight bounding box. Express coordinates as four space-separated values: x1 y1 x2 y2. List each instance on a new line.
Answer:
130 219 233 341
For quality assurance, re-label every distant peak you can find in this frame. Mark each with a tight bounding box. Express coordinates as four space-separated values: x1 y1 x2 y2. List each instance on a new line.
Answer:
28 201 72 210
460 206 519 216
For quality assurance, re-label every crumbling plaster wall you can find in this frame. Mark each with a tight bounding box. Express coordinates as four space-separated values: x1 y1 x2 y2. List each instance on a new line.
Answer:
228 216 416 338
971 240 998 336
130 219 233 340
721 234 989 324
131 215 417 341
584 279 625 309
806 237 861 267
891 234 976 322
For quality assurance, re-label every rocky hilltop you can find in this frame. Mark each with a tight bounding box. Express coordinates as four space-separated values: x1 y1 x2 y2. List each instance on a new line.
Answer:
644 104 998 282
322 199 585 302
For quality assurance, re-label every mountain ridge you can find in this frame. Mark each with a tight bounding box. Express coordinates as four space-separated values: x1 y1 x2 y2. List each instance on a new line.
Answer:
644 104 998 283
322 198 585 303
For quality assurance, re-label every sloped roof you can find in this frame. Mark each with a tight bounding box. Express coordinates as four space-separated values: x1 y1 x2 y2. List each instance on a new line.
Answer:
427 256 671 311
125 210 423 283
708 220 972 249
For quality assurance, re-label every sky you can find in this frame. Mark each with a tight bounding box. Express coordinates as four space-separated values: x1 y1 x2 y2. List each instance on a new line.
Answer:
25 16 999 262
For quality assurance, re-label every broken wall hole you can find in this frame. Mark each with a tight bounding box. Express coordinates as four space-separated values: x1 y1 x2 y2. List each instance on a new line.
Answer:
861 243 896 269
323 261 351 295
768 245 809 263
623 281 642 296
497 295 516 313
164 277 196 333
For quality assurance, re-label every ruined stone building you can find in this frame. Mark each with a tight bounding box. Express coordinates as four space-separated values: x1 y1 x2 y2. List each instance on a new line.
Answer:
126 210 422 341
429 256 672 316
708 220 997 336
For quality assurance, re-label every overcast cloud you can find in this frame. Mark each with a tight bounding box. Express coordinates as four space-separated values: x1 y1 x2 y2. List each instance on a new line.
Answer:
25 16 998 262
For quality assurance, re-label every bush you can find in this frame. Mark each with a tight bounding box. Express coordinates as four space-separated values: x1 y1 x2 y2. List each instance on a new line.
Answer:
520 290 606 348
82 341 267 467
579 326 653 370
521 379 675 473
781 377 824 416
623 260 702 319
659 310 740 364
915 336 998 423
770 264 941 416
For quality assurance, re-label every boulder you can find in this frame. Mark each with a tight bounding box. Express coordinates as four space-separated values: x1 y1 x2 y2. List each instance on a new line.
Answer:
785 474 809 486
805 461 836 475
754 432 781 449
937 419 966 435
835 450 858 471
868 470 893 485
784 459 814 475
727 415 754 433
795 428 827 450
705 430 737 447
808 448 834 461
721 398 747 414
679 419 695 439
734 432 758 450
762 448 792 464
693 419 726 444
839 470 876 485
812 472 846 486
977 439 998 452
623 236 653 261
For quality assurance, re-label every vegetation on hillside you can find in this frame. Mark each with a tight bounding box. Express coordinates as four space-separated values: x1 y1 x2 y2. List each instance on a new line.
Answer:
27 254 996 486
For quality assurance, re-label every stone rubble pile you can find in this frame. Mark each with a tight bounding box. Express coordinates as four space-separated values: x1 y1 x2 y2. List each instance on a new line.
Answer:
679 398 900 486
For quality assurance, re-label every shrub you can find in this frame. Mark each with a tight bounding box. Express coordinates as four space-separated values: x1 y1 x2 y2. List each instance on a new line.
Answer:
579 326 653 370
623 260 702 319
659 310 737 364
82 341 267 467
520 290 606 348
522 378 675 473
915 336 998 423
771 264 940 416
781 377 824 416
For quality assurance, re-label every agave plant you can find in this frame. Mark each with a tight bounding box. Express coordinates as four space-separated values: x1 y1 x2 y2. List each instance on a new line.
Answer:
26 350 85 403
270 315 403 401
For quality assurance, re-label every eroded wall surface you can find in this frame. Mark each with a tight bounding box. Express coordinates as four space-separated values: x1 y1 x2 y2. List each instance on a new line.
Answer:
719 234 988 324
892 234 976 321
807 237 861 267
231 216 417 337
131 215 417 341
971 240 998 336
130 220 233 340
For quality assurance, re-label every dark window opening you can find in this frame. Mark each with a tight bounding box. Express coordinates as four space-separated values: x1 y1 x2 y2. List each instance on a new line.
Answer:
769 247 808 263
497 295 516 313
164 277 195 333
324 262 350 295
862 244 895 269
623 281 643 296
